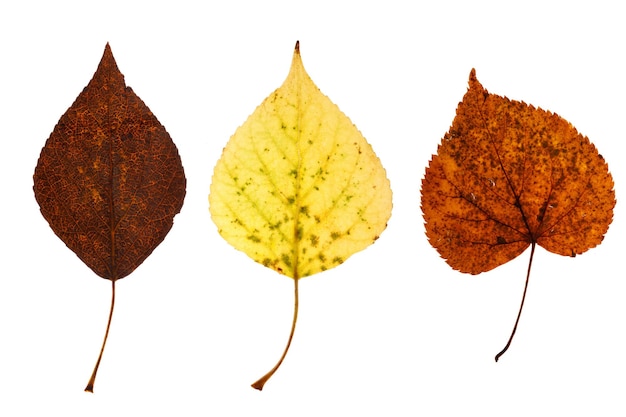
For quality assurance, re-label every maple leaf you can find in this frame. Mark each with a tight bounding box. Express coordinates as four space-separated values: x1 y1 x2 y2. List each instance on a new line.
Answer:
421 69 615 361
33 43 186 392
209 41 392 389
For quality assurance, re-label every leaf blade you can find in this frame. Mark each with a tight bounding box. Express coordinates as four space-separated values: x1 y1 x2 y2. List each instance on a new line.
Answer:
210 43 392 279
421 69 615 274
33 43 186 281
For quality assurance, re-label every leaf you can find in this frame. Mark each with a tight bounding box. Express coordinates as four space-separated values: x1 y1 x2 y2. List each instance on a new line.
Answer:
421 69 615 360
33 43 186 392
209 41 392 389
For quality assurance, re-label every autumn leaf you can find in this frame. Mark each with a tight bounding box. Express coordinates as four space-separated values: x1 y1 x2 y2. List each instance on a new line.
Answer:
33 43 186 392
209 41 392 389
421 69 615 361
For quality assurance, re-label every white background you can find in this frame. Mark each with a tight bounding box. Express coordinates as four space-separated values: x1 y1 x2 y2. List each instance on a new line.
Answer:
1 1 624 415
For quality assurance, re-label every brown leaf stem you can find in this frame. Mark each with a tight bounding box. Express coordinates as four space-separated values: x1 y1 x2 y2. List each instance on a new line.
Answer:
85 279 116 392
495 242 536 362
251 277 300 390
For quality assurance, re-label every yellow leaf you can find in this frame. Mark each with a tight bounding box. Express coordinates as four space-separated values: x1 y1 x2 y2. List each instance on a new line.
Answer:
209 41 392 389
210 43 391 278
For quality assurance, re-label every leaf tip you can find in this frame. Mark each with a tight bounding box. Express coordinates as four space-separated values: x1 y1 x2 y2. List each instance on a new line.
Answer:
103 42 113 57
99 42 117 68
294 40 300 54
467 68 486 93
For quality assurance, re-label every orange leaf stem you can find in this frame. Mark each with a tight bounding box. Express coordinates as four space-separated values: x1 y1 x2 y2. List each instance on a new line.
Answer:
85 279 116 392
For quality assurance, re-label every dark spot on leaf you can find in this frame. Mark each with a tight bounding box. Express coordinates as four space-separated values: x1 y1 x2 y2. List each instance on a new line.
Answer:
281 253 292 268
269 221 282 230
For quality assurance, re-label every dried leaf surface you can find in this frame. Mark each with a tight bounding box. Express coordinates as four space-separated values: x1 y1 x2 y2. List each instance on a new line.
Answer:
34 43 186 281
210 43 392 279
421 69 614 275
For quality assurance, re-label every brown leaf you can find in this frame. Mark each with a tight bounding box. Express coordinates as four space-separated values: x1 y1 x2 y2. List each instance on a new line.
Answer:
421 69 615 359
33 43 186 391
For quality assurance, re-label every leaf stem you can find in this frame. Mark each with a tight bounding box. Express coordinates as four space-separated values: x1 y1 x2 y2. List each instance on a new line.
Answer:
251 277 300 390
495 242 536 362
85 279 116 392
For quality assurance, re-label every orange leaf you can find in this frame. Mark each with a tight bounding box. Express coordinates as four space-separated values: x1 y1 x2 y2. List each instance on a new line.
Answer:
421 69 615 359
33 43 186 391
